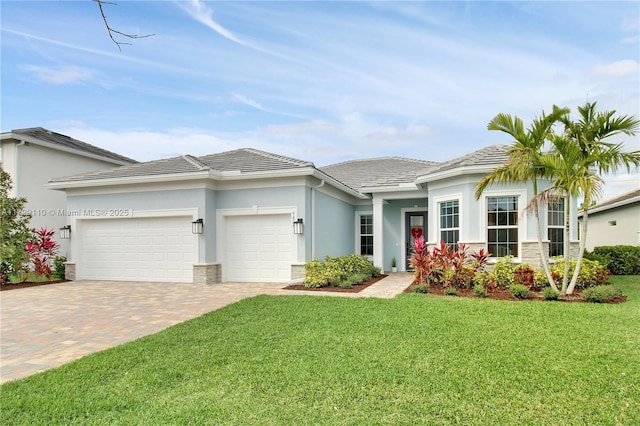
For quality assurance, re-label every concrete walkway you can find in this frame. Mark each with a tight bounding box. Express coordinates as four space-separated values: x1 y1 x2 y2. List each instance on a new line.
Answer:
0 273 413 383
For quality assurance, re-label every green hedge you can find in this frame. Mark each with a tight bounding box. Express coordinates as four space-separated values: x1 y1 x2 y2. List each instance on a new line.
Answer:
587 246 640 275
304 254 381 288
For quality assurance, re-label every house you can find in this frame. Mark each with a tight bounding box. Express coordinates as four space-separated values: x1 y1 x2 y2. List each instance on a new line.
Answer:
47 145 579 284
0 127 137 257
578 189 640 251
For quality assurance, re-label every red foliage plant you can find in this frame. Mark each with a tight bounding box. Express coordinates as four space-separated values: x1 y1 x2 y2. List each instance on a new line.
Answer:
25 228 59 279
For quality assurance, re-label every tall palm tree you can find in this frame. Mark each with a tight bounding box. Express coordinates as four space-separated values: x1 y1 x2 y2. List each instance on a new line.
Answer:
559 102 640 294
536 135 602 294
475 106 569 292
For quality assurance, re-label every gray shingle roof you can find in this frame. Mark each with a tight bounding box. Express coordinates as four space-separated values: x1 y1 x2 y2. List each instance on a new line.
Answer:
198 148 314 172
420 144 509 176
585 188 640 212
320 157 440 190
49 148 314 183
9 127 137 164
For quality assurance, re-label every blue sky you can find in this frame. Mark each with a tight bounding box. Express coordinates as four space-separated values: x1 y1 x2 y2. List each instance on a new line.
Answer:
2 1 639 199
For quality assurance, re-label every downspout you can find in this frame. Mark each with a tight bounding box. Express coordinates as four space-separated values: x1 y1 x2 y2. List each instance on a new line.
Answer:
13 141 26 197
310 179 325 260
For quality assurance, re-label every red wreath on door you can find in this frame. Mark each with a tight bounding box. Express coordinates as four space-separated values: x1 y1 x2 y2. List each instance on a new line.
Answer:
411 227 423 240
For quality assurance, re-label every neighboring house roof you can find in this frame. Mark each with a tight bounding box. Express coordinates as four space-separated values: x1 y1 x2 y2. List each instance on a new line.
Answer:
578 188 640 217
416 144 510 183
49 148 315 183
320 157 440 191
1 127 137 165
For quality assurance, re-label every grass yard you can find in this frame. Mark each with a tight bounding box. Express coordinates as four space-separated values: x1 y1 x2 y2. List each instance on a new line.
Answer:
2 276 639 425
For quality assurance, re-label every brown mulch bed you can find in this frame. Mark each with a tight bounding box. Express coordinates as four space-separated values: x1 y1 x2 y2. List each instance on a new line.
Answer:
403 283 627 304
283 274 388 293
1 280 70 291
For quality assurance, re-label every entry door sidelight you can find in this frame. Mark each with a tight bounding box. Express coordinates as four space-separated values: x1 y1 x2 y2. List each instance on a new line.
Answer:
405 211 427 270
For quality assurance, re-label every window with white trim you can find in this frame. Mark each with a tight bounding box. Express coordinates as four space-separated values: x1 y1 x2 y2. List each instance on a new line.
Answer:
487 196 518 257
439 200 459 248
548 197 565 257
358 214 373 257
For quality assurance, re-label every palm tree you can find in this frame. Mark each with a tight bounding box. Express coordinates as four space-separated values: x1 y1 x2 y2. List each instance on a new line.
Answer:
536 135 602 294
559 102 640 294
475 106 569 292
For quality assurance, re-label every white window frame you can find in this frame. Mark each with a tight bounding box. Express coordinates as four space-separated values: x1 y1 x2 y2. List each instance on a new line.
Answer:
547 196 566 257
355 211 374 261
480 190 527 260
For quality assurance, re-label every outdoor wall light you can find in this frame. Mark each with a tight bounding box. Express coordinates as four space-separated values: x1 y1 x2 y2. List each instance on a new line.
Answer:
60 225 71 239
293 218 304 235
192 218 204 234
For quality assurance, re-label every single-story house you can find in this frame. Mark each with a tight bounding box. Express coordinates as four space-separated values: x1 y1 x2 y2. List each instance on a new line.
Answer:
48 145 579 284
578 188 640 251
0 127 137 256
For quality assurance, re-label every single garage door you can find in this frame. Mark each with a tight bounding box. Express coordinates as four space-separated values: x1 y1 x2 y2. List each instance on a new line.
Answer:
78 216 196 282
224 214 293 282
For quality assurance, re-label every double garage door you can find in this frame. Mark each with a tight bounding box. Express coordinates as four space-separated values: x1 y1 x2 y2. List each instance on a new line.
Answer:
77 213 294 283
78 216 195 282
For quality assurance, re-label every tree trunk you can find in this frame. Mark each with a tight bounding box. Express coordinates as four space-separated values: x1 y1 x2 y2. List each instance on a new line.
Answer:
561 195 571 294
567 208 588 294
533 193 558 291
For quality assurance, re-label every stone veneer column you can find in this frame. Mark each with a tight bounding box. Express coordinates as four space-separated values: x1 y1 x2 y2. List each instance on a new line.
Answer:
64 262 76 281
193 263 221 285
291 264 306 281
520 240 550 270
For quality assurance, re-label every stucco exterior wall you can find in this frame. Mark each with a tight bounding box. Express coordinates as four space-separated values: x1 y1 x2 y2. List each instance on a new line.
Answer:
312 190 355 260
10 142 127 257
581 203 640 250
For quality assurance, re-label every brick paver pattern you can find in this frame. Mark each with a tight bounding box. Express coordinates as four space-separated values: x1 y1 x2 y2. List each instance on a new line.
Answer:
1 273 412 383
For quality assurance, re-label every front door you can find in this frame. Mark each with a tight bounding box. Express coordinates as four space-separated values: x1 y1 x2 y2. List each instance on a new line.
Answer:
405 211 427 270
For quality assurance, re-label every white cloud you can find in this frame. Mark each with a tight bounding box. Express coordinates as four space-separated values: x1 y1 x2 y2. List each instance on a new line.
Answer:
22 65 94 85
232 93 266 111
592 60 640 77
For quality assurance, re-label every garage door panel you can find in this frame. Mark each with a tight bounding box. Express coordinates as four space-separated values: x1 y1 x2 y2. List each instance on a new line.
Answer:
79 216 195 282
223 214 293 282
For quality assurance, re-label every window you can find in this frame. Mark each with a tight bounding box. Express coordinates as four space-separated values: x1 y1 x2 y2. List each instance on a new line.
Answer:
358 214 373 257
487 196 518 257
548 197 565 257
440 200 459 248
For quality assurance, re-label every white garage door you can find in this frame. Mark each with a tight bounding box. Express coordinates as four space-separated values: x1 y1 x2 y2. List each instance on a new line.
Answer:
78 216 195 282
224 214 293 282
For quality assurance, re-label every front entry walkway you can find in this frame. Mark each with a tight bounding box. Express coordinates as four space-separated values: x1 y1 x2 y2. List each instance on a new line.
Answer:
0 273 413 383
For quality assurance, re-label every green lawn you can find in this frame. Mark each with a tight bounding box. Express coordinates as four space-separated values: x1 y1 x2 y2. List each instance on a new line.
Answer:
2 276 639 425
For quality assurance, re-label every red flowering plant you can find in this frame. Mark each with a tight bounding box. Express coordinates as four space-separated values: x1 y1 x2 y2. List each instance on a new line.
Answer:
25 228 60 279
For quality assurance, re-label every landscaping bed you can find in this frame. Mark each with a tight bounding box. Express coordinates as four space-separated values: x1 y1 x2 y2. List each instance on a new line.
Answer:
1 280 70 291
403 283 627 303
284 274 387 293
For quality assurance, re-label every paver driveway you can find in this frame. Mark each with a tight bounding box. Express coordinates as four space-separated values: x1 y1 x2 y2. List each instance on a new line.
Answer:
0 280 286 383
1 273 412 383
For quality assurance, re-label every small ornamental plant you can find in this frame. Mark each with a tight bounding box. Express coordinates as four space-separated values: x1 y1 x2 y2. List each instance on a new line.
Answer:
26 228 59 279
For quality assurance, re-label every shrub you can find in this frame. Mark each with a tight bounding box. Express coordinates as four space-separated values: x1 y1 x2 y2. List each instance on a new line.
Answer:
411 283 430 294
474 270 495 290
304 255 377 288
532 270 550 289
581 285 622 303
52 256 66 280
26 228 59 279
509 284 531 299
492 256 515 288
473 283 488 298
592 246 640 275
444 286 458 296
551 257 610 289
513 264 535 288
542 287 560 301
